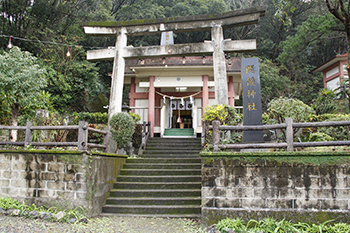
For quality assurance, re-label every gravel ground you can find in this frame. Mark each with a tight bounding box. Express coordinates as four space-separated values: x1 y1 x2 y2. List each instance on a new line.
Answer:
0 215 205 233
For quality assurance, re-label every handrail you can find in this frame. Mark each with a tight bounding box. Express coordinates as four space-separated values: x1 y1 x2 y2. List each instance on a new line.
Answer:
210 118 350 152
0 121 109 152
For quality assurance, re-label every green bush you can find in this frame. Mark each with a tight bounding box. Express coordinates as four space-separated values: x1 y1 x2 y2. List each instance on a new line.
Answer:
317 114 350 141
268 97 315 124
110 112 135 150
70 112 108 125
203 104 241 125
203 104 228 124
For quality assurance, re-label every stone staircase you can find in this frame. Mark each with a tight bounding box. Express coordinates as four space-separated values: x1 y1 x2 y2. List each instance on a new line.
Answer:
102 137 202 218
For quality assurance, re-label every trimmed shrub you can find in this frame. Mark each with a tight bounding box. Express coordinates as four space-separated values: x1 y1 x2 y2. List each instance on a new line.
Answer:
110 112 135 150
268 97 315 124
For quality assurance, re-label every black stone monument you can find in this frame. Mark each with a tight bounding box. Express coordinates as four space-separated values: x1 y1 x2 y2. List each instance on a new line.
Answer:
241 58 264 142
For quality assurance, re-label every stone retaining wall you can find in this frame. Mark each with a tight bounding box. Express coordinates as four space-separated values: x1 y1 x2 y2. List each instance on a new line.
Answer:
201 156 350 226
0 150 126 216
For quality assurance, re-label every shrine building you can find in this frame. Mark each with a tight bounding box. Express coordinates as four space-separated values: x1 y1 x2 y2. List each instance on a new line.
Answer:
82 7 266 137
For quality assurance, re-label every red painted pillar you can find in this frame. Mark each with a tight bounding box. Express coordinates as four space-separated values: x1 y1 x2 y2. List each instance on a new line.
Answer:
228 76 235 107
129 77 136 113
148 76 155 137
202 75 209 114
155 88 161 127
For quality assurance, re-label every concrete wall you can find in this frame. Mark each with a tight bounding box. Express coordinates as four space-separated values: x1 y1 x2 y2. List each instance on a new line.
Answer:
202 156 350 226
0 150 126 217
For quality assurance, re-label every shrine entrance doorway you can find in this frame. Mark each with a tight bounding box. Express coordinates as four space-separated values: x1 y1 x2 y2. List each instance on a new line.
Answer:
168 99 194 129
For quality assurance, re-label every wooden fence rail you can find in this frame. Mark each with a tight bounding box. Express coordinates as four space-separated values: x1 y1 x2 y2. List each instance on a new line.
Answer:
0 121 109 152
210 118 350 152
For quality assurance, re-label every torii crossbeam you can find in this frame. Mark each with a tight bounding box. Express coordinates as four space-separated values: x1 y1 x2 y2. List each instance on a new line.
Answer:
82 7 266 119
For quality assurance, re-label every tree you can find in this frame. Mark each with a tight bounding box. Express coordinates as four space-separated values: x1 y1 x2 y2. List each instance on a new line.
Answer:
326 0 350 62
0 47 50 140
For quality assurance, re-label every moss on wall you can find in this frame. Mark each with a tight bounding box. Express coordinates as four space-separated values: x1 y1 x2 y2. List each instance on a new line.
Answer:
200 151 350 166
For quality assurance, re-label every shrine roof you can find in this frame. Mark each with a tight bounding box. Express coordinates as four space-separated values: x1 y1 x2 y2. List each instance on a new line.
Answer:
311 53 348 73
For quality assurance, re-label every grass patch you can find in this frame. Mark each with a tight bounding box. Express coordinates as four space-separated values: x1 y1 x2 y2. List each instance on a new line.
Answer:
212 217 350 233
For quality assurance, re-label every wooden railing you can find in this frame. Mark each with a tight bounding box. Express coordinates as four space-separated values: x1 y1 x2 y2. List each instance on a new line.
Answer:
0 121 109 152
210 118 350 152
138 121 151 156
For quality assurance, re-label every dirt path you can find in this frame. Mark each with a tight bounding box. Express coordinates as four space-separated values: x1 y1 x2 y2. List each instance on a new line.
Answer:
0 215 204 233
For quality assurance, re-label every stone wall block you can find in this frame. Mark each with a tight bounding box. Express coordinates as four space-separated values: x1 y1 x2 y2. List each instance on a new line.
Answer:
47 181 66 190
227 176 241 187
12 179 28 188
241 198 267 209
1 187 18 196
284 188 307 199
57 173 75 182
202 176 215 187
11 154 32 163
11 162 27 171
47 163 66 173
76 192 87 199
335 189 350 199
18 188 34 197
75 173 87 182
67 164 84 173
28 162 46 172
1 154 12 162
295 199 320 210
202 187 227 197
266 198 294 209
40 172 57 181
227 187 253 198
269 177 290 188
0 179 10 187
215 198 241 208
319 199 348 210
37 154 56 163
2 170 18 179
29 180 46 189
214 177 228 187
67 182 86 191
56 191 75 199
38 190 58 198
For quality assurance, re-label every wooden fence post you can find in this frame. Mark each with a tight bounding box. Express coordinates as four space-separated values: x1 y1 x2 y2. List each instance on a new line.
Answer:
213 120 220 152
78 121 88 151
286 118 293 151
103 127 109 153
24 121 33 147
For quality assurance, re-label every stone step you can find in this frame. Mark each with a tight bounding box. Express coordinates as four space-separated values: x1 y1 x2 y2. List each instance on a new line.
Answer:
123 163 201 170
100 213 201 219
120 169 201 176
126 158 201 163
143 149 200 154
109 189 201 198
145 145 201 150
147 138 200 143
117 175 201 183
113 181 201 189
140 154 200 158
102 205 201 215
106 197 201 206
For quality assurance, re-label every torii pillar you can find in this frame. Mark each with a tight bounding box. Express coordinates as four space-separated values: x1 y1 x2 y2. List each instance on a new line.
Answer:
83 7 266 135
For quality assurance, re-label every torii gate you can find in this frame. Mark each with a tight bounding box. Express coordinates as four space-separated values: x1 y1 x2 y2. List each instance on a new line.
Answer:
83 7 266 121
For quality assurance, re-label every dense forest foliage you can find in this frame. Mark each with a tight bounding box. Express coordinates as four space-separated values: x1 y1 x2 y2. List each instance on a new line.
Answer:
0 0 349 125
